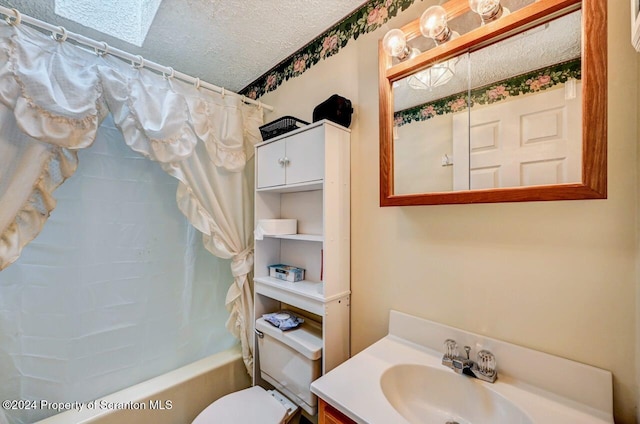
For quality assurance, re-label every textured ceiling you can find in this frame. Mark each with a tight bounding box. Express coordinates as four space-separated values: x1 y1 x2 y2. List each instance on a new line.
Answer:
0 0 369 91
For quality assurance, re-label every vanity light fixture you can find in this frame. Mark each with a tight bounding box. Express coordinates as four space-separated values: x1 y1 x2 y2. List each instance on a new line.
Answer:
382 28 411 59
383 4 461 88
468 0 509 24
407 58 458 90
382 4 458 60
406 5 460 89
382 28 421 61
420 5 459 44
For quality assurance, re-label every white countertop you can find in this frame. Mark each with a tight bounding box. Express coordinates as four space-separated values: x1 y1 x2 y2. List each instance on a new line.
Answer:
311 311 614 424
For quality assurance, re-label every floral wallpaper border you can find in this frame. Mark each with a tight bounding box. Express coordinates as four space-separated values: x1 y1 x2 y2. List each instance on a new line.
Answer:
394 58 582 127
239 0 419 99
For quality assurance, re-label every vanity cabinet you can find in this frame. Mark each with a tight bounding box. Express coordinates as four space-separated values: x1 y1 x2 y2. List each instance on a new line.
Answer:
319 398 356 424
253 120 351 411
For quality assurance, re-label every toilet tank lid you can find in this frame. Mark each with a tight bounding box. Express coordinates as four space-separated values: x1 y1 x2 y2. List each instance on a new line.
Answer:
256 317 322 360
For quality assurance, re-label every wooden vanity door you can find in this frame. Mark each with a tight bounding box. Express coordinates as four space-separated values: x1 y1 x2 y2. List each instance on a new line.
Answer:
318 398 356 424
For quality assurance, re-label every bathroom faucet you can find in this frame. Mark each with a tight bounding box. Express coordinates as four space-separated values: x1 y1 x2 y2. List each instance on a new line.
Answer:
442 339 497 383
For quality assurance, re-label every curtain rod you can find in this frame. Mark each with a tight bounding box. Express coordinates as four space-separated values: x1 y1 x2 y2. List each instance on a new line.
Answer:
0 7 274 112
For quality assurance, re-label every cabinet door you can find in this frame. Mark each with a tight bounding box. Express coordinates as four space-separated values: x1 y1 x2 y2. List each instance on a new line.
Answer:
257 140 286 189
285 127 325 185
319 398 356 424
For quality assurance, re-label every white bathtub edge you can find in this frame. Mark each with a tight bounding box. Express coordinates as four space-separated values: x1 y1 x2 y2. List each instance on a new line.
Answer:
35 344 246 424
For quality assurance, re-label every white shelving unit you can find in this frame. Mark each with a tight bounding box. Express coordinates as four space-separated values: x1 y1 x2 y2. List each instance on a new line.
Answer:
253 120 351 381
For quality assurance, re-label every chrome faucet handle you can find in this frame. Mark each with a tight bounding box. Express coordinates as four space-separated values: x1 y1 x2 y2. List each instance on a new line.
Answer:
477 350 496 376
443 339 458 359
442 339 458 368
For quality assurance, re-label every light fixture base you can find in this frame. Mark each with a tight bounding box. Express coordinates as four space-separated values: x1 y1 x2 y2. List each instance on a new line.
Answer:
433 26 453 44
480 4 509 24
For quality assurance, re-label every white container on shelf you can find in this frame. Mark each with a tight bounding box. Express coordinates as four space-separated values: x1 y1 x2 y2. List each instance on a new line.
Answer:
255 219 297 240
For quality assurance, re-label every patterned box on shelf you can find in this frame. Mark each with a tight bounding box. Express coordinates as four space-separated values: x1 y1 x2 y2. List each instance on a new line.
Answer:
268 264 305 282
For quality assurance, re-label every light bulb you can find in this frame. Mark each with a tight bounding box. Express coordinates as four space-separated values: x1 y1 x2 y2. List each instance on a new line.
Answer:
468 0 508 23
382 29 409 59
420 5 452 44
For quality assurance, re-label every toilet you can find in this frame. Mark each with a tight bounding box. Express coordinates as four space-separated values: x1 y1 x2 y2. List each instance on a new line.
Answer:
192 316 323 424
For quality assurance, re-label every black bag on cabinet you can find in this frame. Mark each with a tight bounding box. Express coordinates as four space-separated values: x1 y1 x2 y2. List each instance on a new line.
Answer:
312 94 353 128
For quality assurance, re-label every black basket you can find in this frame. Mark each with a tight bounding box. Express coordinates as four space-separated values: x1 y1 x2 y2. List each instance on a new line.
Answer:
259 116 309 141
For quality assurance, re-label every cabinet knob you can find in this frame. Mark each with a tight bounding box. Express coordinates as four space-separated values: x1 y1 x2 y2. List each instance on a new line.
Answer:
278 157 290 167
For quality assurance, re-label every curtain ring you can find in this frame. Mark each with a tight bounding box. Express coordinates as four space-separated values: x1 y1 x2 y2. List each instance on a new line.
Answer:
132 55 144 69
240 95 247 104
51 26 68 42
5 8 21 26
194 77 201 90
94 42 109 56
220 87 225 98
163 66 175 79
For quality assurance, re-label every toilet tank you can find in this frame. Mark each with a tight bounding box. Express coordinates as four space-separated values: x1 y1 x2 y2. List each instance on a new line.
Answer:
255 317 322 415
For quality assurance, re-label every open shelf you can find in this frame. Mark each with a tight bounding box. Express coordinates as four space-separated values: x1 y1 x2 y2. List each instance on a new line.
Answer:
255 276 325 315
262 233 324 242
256 180 323 193
255 276 324 300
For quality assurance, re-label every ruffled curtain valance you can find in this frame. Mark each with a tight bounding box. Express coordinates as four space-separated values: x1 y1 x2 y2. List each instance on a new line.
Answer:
0 20 262 374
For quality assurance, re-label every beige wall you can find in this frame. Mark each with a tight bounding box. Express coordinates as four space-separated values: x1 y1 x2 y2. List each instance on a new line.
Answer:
260 1 638 422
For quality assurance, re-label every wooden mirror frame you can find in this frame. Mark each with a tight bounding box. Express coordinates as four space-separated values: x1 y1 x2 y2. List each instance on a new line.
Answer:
379 0 607 206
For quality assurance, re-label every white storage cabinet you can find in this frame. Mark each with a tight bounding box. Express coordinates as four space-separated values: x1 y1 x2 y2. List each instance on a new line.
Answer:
256 125 326 189
253 120 351 388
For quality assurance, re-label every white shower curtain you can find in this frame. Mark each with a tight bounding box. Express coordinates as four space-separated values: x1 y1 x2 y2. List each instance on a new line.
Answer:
0 116 239 423
0 18 262 380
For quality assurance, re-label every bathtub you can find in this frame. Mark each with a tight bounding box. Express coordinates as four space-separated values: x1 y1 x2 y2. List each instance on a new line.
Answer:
34 345 251 424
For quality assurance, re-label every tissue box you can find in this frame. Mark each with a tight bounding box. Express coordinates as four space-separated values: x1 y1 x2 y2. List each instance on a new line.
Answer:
257 219 297 236
268 264 305 282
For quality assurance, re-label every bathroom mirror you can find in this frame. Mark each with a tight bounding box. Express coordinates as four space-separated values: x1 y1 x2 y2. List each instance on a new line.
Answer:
379 0 607 206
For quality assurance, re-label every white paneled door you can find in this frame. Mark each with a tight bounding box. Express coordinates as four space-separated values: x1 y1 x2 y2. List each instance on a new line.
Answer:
453 82 582 190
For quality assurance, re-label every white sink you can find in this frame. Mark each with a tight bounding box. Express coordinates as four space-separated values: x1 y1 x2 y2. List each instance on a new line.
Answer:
380 364 533 424
310 310 614 424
